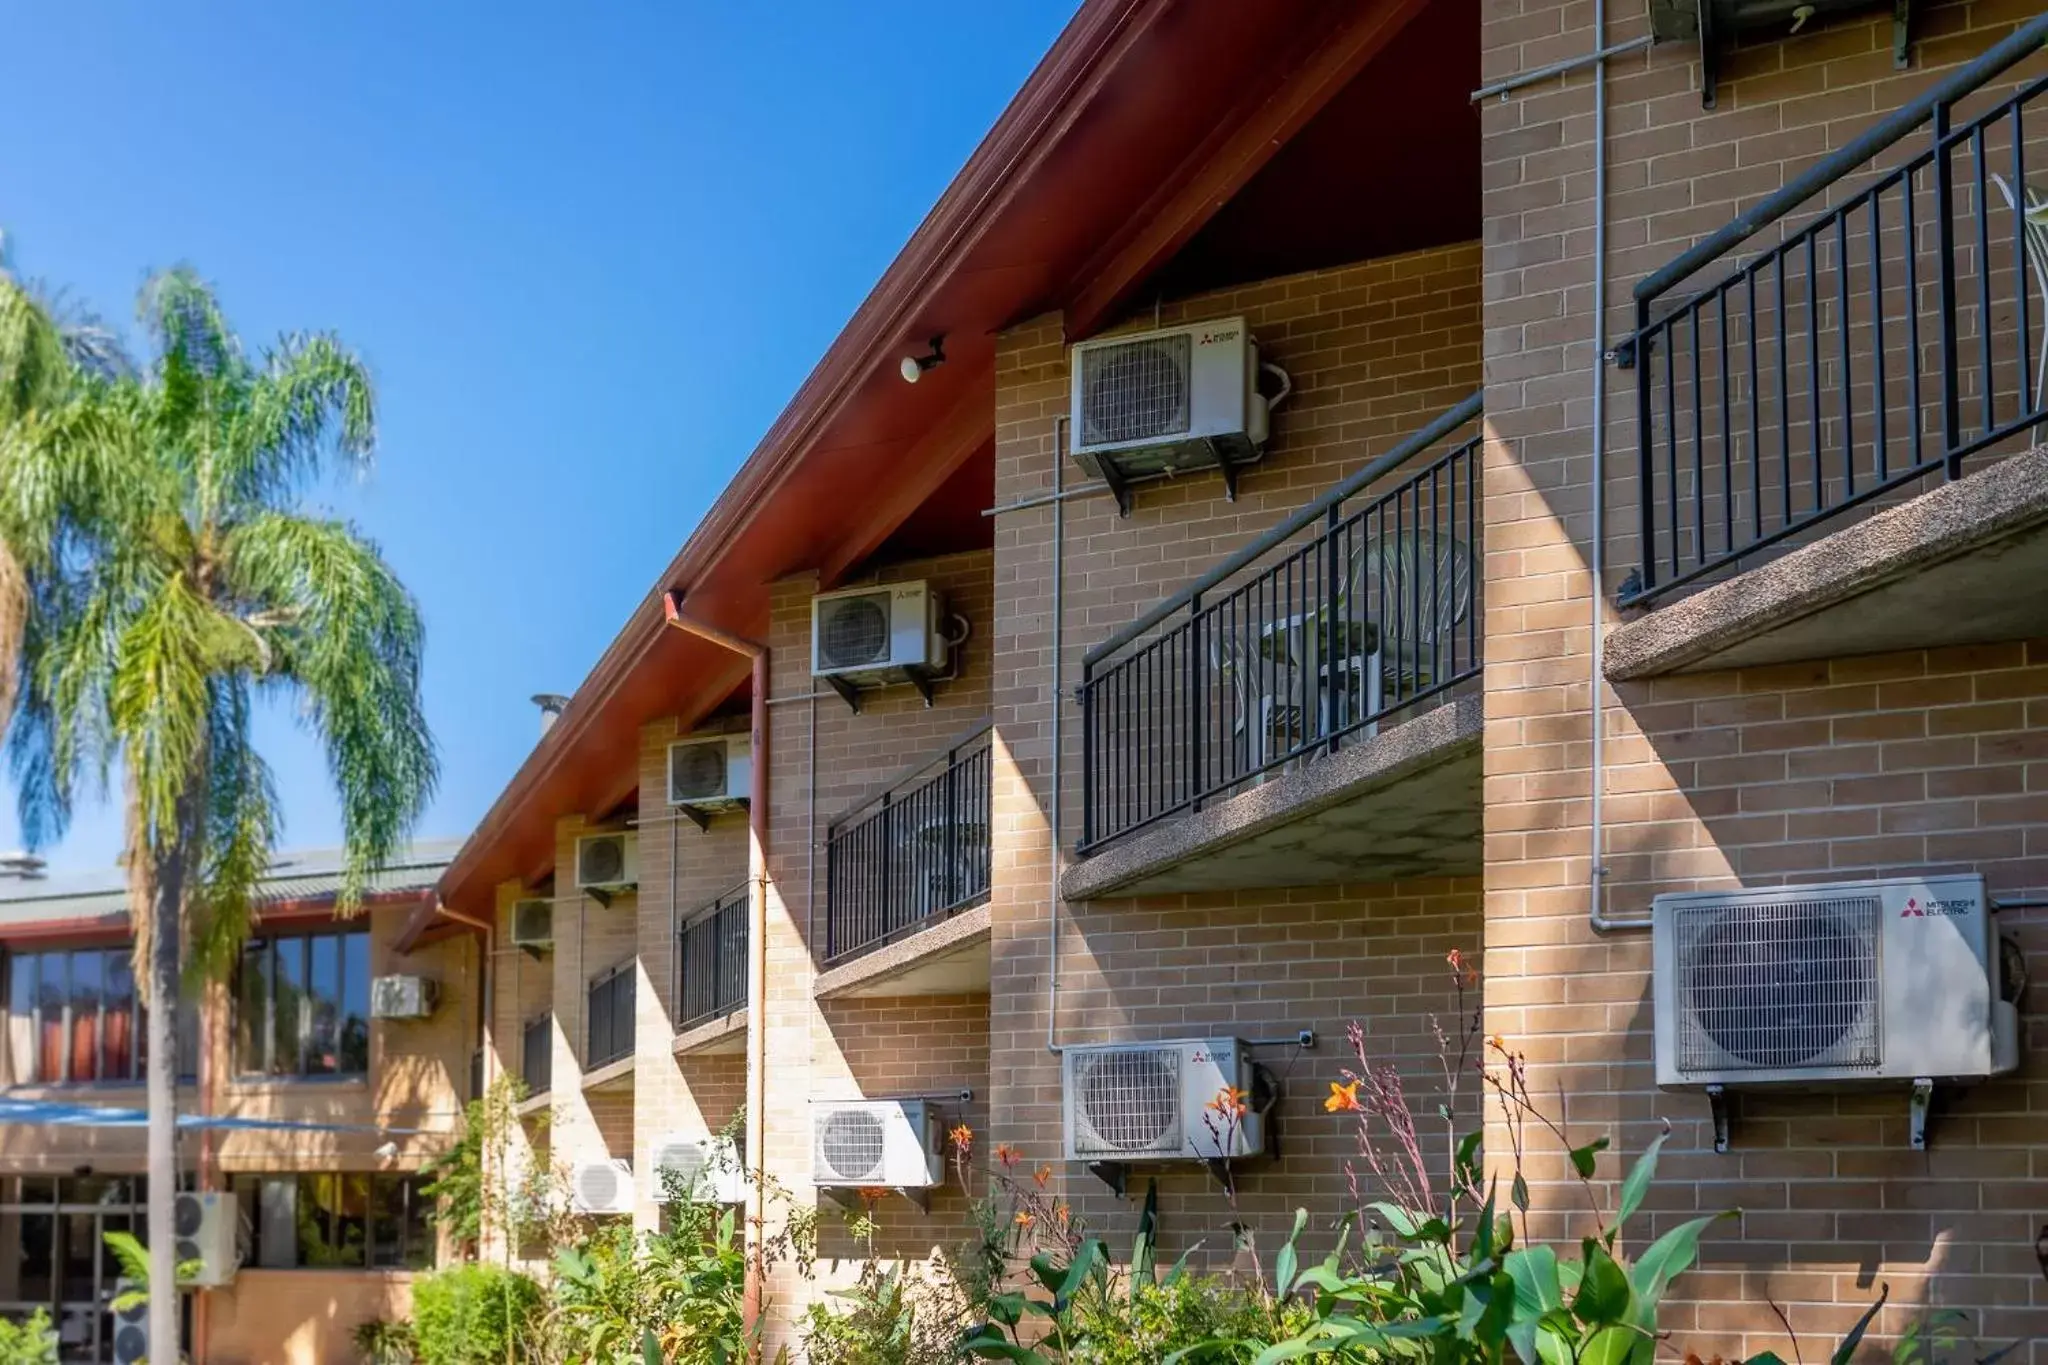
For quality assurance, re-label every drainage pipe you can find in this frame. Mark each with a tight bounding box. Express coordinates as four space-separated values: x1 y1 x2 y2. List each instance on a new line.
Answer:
1047 417 1068 1053
661 591 771 1337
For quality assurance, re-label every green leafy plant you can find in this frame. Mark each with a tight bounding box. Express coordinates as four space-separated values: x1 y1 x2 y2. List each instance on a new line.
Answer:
353 1317 418 1365
0 1309 60 1365
412 1262 546 1365
800 1186 967 1365
102 1229 204 1308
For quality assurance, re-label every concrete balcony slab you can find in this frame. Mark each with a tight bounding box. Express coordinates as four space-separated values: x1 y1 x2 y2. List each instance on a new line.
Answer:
1061 693 1482 900
1606 445 2048 679
813 902 991 999
672 1009 747 1057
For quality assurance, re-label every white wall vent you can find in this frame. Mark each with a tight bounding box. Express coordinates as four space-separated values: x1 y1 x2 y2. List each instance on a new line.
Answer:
650 1133 748 1206
810 1099 943 1189
575 833 638 893
1061 1037 1262 1163
571 1158 636 1215
1654 874 2018 1088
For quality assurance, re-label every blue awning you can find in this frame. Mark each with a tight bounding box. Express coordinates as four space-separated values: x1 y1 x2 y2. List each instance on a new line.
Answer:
0 1097 425 1135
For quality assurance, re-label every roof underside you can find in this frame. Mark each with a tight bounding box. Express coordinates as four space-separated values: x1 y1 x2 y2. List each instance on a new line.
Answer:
441 0 1479 912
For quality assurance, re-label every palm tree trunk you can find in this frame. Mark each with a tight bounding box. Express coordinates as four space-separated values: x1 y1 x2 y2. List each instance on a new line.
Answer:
0 542 27 741
138 770 202 1363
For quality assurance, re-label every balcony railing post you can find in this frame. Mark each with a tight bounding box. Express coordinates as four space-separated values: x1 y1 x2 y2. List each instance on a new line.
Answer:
1633 295 1656 600
1187 592 1204 812
1079 662 1095 850
945 742 960 911
1933 98 1963 473
1322 503 1341 753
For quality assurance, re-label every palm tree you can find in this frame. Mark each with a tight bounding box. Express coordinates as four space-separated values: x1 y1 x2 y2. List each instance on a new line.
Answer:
1 266 437 1354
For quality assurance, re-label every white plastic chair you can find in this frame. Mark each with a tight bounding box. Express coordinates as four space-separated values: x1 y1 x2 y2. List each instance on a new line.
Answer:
1990 173 2048 407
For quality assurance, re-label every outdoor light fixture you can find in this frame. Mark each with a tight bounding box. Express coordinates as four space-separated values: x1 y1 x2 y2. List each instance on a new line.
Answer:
898 334 945 383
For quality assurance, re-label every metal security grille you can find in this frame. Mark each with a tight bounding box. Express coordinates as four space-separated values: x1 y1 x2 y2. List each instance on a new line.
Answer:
816 1109 887 1181
1075 1048 1182 1156
1676 896 1882 1073
1083 334 1192 446
826 726 993 964
675 882 749 1031
522 1014 552 1094
586 962 635 1070
820 594 892 668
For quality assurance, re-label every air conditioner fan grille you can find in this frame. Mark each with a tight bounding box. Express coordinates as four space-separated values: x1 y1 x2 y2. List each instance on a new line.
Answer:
1075 1048 1182 1155
1082 336 1191 447
818 1109 887 1181
1676 896 1881 1073
671 743 728 800
577 1163 626 1209
580 838 625 885
821 597 892 669
514 901 553 942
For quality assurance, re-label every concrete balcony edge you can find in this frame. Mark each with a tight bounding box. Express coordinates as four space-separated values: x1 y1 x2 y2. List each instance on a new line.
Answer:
1061 693 1484 900
1605 444 2048 679
580 1053 635 1092
812 902 992 1000
672 1008 748 1057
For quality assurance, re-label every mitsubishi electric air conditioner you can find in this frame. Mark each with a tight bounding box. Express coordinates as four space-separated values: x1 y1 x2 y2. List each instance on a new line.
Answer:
650 1133 749 1206
370 974 438 1020
810 1099 944 1189
111 1282 148 1364
1654 874 2020 1089
668 734 752 809
1062 1038 1263 1163
575 833 638 893
511 898 554 951
1069 317 1283 492
571 1159 636 1215
173 1190 240 1287
811 581 948 687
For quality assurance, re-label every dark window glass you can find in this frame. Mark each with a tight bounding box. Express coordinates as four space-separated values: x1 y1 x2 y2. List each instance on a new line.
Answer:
67 952 102 1083
103 954 136 1081
234 930 368 1078
368 1175 434 1270
8 952 37 1083
235 941 270 1075
340 932 371 1075
17 1212 53 1300
5 948 153 1084
35 954 64 1082
273 939 306 1076
307 935 340 1076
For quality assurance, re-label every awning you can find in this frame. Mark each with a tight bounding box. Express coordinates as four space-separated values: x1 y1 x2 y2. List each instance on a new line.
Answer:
0 1097 425 1135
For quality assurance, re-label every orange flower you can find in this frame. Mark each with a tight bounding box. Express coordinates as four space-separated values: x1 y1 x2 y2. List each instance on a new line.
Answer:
1487 1035 1509 1053
948 1123 974 1155
1207 1084 1249 1119
1014 1210 1035 1228
995 1142 1020 1168
1053 1202 1071 1225
1325 1080 1363 1113
858 1186 890 1204
1034 1165 1052 1188
1446 948 1465 971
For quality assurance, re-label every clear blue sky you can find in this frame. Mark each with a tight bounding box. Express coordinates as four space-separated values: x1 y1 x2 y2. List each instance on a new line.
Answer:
0 2 1076 872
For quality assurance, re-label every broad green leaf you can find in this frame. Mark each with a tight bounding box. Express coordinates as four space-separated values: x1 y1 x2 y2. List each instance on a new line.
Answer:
1743 1353 1790 1365
1131 1179 1159 1297
1512 1173 1531 1213
1026 1252 1064 1295
1580 1323 1650 1365
1572 1241 1633 1326
1615 1130 1669 1234
986 1292 1025 1327
1830 1284 1889 1365
1274 1207 1307 1296
1570 1135 1611 1179
961 1336 1051 1365
1629 1211 1736 1302
1505 1245 1563 1316
1456 1129 1485 1189
1369 1201 1424 1238
1056 1237 1105 1311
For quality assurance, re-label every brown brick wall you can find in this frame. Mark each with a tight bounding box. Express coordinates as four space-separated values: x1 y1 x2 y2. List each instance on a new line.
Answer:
1480 0 2048 1355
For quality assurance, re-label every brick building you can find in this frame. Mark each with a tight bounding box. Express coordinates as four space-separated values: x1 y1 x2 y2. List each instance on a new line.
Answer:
0 842 474 1364
409 0 2048 1358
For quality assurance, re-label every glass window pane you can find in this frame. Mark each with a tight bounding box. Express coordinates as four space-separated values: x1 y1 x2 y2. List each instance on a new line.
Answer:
236 941 269 1074
273 940 305 1076
307 935 340 1076
7 952 37 1085
103 953 136 1082
258 1177 296 1270
340 932 370 1075
67 952 101 1083
16 1211 53 1300
36 955 65 1083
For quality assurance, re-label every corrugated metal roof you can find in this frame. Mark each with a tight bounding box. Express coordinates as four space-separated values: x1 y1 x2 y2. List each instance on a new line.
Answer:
0 838 462 931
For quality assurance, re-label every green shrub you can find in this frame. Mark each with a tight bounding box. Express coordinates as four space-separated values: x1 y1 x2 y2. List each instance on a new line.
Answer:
0 1311 59 1365
352 1316 417 1365
412 1263 545 1365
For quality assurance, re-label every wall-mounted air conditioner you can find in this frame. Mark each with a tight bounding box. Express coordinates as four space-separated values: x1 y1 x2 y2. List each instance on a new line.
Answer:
511 898 554 951
1069 317 1283 502
110 1282 148 1364
1062 1037 1262 1163
370 974 438 1020
173 1190 239 1287
650 1133 749 1206
575 833 638 894
571 1158 636 1215
811 581 948 690
810 1099 943 1189
668 734 751 809
1654 874 2019 1089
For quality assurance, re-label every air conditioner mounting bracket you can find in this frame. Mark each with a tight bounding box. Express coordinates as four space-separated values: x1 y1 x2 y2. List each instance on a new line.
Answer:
1909 1077 1934 1151
821 1185 928 1212
824 675 862 714
1086 1162 1128 1197
1706 1084 1731 1154
674 803 711 833
1098 462 1135 519
520 944 547 963
586 887 614 910
903 664 938 709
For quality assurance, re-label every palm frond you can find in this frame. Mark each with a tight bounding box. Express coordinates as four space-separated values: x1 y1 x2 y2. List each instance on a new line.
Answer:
214 332 376 509
188 677 278 980
0 275 72 427
107 571 215 851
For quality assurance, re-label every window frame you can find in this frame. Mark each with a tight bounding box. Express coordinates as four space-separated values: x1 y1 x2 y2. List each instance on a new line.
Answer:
233 927 374 1080
228 1171 435 1271
4 945 159 1087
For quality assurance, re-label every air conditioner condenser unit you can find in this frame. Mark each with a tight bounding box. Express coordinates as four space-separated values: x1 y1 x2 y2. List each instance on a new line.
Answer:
811 581 949 692
575 833 638 893
511 898 554 950
668 734 752 809
810 1099 943 1190
571 1158 636 1215
1062 1038 1262 1164
650 1134 749 1206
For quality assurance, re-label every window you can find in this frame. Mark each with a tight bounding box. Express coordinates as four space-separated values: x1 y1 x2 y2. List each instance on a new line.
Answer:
234 929 371 1077
4 948 192 1085
228 1173 434 1270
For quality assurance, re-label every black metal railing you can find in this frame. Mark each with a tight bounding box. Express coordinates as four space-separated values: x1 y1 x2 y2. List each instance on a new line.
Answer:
585 961 635 1070
522 1014 552 1095
1077 393 1484 853
1625 13 2048 607
675 882 749 1031
825 725 993 964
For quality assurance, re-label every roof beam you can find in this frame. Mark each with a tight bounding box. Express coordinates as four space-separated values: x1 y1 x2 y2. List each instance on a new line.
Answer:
1060 0 1430 341
817 377 994 589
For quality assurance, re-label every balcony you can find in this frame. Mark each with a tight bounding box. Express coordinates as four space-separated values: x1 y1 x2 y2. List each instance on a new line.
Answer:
673 882 748 1055
816 725 993 998
1066 394 1485 899
521 1014 551 1098
1609 15 2048 679
584 961 635 1083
